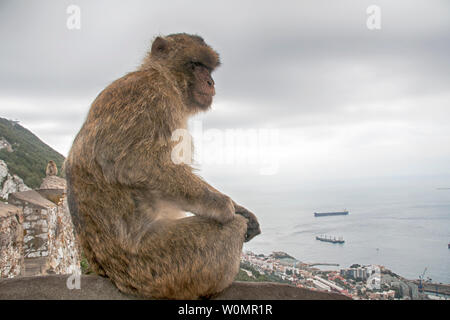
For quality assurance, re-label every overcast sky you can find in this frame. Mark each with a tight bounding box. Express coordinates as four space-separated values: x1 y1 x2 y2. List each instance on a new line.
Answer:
1 0 449 188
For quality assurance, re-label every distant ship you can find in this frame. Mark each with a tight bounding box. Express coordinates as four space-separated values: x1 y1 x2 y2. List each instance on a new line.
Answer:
314 210 349 217
316 235 345 244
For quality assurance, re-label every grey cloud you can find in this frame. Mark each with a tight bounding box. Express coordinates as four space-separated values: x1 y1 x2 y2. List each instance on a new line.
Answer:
0 0 449 174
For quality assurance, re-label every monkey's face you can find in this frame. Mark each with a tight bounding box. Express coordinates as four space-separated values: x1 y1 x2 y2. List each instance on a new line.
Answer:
188 62 215 110
149 34 220 112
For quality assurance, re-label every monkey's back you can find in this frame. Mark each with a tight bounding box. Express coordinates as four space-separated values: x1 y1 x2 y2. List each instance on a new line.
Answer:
65 69 179 257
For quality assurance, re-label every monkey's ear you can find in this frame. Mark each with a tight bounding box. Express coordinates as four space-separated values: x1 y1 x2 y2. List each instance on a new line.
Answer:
151 37 169 56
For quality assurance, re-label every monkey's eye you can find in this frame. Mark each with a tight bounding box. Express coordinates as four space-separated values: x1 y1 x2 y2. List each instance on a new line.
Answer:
190 61 211 72
190 61 202 70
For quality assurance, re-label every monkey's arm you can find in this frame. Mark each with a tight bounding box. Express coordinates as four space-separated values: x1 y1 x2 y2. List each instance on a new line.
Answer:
154 163 260 240
203 183 261 241
149 161 237 224
158 161 261 240
110 140 258 235
96 138 235 224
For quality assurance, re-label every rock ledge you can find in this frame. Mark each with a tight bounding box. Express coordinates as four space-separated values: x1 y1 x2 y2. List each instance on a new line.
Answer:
0 275 351 300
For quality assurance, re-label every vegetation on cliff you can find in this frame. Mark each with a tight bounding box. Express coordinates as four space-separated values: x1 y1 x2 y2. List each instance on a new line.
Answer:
0 117 65 188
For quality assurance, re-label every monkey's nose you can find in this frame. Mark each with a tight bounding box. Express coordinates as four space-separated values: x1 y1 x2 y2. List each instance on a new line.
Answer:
207 78 215 86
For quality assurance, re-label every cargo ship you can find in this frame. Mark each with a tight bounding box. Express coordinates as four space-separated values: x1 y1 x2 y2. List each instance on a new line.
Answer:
314 210 349 217
316 235 345 244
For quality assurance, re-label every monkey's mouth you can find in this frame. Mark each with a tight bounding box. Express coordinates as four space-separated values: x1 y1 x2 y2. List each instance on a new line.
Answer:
195 91 214 97
193 91 214 108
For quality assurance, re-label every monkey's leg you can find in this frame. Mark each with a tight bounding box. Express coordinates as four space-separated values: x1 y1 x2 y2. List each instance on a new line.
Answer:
106 215 248 300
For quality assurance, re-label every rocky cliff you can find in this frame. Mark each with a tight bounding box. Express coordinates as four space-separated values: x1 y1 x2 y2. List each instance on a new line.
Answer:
0 160 30 200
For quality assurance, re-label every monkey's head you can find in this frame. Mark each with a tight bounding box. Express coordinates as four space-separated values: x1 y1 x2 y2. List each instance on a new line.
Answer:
143 33 221 112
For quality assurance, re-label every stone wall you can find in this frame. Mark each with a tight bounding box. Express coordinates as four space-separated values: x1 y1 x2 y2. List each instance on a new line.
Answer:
9 191 55 260
46 195 81 275
0 203 24 278
4 189 81 277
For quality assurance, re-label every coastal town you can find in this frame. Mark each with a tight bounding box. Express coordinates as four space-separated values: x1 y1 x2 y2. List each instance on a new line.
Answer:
240 251 449 300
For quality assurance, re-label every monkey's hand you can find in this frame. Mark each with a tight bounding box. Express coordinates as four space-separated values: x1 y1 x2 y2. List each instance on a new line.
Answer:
201 192 236 224
234 203 261 242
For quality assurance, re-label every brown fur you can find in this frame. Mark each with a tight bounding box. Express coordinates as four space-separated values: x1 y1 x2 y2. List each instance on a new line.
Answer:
65 33 260 299
46 160 58 176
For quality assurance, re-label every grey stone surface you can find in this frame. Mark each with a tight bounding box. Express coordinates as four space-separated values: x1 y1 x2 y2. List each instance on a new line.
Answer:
39 176 66 190
8 190 56 209
0 275 352 300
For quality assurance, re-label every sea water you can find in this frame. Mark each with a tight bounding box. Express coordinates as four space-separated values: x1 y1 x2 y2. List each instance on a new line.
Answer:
233 175 450 283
